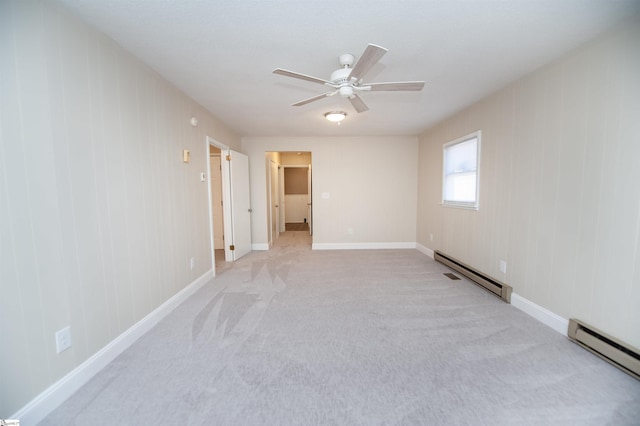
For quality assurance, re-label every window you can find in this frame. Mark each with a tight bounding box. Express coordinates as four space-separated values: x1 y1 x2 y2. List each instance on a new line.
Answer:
442 131 480 209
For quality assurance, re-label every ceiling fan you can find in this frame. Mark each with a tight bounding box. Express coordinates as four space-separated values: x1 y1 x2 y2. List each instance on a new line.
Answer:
273 44 425 113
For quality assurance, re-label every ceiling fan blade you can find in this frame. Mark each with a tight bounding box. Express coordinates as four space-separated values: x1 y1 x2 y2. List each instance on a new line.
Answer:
292 92 336 107
366 81 425 91
349 94 369 113
273 68 332 85
349 44 388 82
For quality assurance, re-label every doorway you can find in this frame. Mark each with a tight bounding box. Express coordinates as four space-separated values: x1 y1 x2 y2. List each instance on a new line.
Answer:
266 151 312 246
283 166 311 233
209 145 226 271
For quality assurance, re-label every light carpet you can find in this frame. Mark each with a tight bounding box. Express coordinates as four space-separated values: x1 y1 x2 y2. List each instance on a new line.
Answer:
41 231 640 425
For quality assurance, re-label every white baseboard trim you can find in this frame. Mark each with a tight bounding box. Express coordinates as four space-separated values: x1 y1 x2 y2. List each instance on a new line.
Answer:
511 292 569 336
11 270 214 426
312 242 417 250
415 243 435 259
252 243 269 251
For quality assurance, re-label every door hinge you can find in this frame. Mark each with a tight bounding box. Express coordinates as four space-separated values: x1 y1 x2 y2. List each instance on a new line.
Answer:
226 154 231 161
230 245 235 251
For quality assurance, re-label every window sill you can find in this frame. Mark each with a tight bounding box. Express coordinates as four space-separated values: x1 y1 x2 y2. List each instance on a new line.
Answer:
441 202 479 211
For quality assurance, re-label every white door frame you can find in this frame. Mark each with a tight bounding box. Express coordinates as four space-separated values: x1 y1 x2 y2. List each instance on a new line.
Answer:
206 136 232 274
308 164 312 236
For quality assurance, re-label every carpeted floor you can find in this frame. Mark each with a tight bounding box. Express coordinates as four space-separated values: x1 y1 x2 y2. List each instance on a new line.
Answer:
41 232 640 425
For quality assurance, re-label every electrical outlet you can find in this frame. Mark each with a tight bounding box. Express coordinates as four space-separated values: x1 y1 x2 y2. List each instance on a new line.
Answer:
499 260 507 274
55 326 72 354
429 233 434 242
190 257 195 270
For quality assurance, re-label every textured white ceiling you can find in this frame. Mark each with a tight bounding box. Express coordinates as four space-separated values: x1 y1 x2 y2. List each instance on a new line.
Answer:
57 0 639 137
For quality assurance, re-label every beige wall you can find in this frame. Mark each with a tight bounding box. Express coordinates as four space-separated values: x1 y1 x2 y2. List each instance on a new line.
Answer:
244 137 419 247
284 168 308 194
284 194 309 223
280 151 311 166
417 18 640 348
0 0 240 416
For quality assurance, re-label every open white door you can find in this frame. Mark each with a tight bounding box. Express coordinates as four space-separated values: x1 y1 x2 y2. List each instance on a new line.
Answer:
269 159 279 246
222 149 252 261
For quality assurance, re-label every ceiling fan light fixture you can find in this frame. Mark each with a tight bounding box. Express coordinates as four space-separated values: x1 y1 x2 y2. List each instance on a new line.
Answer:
324 111 347 122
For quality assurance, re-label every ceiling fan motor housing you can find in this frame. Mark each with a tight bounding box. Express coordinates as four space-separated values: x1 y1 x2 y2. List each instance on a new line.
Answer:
330 67 352 85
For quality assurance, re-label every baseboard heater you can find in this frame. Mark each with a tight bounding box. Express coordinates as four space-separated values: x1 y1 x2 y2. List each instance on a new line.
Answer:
434 250 512 303
567 319 640 380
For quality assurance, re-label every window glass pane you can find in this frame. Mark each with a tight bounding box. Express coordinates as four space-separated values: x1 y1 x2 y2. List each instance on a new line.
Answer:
444 138 477 174
442 132 480 208
444 173 476 202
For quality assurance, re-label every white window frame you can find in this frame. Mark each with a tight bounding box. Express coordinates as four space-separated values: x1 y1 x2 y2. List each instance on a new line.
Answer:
442 130 481 210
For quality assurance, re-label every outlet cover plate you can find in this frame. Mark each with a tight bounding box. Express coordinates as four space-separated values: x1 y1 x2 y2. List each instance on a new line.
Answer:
55 326 72 353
